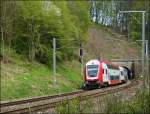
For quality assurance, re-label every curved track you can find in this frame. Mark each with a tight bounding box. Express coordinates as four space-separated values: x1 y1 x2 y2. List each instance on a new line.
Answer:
0 80 139 114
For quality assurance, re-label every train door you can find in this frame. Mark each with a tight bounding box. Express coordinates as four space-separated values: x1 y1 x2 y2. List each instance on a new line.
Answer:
119 67 125 82
102 63 109 84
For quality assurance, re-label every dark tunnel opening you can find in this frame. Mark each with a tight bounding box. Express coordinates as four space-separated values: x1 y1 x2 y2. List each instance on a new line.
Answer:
122 66 134 80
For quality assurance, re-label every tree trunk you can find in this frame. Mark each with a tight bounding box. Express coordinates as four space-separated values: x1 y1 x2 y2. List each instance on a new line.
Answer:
1 25 4 61
95 8 99 24
28 21 35 62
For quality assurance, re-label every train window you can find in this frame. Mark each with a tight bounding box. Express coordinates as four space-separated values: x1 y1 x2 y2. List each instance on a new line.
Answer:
87 65 98 77
107 64 119 70
103 69 104 74
106 69 107 74
110 76 119 80
107 65 112 69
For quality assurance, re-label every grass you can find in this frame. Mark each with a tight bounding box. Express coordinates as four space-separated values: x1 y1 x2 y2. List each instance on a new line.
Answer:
1 49 82 101
55 88 149 113
56 95 93 113
107 89 150 113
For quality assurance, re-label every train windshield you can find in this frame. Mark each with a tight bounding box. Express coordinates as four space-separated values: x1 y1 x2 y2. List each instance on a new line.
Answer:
87 65 99 77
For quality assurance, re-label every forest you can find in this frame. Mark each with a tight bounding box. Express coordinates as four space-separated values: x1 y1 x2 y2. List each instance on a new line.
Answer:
1 0 149 65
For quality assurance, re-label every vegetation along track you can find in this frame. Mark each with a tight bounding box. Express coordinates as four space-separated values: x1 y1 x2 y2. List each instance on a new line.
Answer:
0 80 139 114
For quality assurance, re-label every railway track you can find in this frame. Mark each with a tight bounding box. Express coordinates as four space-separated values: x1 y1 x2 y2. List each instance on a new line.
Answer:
0 80 139 114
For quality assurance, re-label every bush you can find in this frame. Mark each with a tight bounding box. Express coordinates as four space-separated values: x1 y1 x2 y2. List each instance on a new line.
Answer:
35 45 52 66
107 89 150 113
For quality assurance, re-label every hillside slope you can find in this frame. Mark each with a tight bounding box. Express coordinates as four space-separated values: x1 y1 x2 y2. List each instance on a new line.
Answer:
1 26 139 101
85 26 140 61
1 50 82 101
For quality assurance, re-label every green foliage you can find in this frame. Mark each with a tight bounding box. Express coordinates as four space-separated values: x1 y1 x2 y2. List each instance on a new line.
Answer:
55 89 149 113
1 1 90 63
56 96 93 113
67 1 90 40
1 53 82 100
12 36 28 55
89 0 149 42
35 45 52 66
106 89 150 113
130 31 140 41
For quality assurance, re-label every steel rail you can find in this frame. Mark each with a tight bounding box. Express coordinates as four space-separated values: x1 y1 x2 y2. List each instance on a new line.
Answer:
0 90 84 107
0 80 139 114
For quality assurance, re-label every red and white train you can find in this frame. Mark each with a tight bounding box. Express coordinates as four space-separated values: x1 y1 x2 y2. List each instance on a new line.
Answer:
82 59 128 89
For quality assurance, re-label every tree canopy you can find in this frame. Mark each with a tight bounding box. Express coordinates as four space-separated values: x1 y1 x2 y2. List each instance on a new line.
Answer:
0 1 90 65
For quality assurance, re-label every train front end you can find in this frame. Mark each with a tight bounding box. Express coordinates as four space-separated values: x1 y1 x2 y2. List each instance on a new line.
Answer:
83 60 100 89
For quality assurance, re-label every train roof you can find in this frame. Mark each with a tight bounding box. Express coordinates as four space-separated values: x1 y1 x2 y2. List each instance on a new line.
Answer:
86 59 120 68
101 60 119 68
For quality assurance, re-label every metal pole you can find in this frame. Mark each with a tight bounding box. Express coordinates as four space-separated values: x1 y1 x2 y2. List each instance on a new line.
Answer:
119 10 146 78
53 38 56 86
142 12 145 78
119 11 146 13
145 40 149 89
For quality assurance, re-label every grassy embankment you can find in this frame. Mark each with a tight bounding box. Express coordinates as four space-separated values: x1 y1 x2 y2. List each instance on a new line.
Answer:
55 88 149 113
1 48 82 101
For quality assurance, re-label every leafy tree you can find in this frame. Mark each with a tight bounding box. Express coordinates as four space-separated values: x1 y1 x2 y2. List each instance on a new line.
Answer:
0 1 17 60
1 1 90 64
